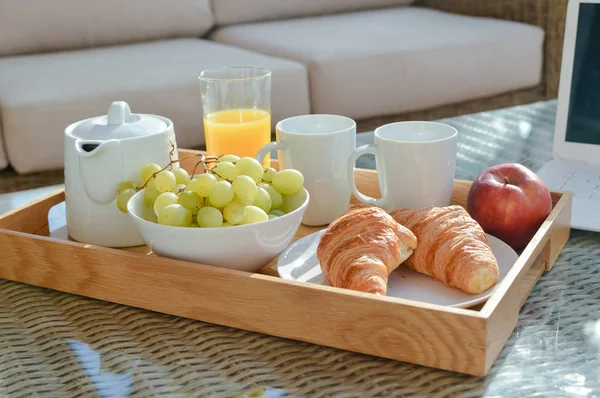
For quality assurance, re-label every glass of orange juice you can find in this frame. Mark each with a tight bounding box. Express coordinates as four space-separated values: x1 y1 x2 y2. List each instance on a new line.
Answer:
199 67 271 163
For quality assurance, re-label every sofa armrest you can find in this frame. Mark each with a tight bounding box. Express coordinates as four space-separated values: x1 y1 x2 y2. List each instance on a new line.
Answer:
416 0 567 99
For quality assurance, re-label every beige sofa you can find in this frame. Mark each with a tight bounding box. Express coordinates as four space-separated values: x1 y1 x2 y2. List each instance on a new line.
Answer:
0 0 558 174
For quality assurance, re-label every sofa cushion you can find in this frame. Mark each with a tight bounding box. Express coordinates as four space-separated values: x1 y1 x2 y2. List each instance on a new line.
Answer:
212 0 414 25
0 0 214 57
0 39 310 173
212 7 544 120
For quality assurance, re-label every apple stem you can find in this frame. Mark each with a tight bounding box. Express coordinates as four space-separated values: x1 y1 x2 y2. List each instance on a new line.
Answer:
503 176 509 185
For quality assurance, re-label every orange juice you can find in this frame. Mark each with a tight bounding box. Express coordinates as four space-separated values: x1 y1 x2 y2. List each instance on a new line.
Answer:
204 109 271 162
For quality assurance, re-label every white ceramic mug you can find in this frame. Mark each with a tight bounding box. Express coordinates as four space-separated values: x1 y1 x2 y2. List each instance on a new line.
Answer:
257 114 356 226
348 121 458 211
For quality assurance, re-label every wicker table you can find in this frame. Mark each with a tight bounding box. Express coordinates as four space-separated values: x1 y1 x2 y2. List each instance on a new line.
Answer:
1 100 599 397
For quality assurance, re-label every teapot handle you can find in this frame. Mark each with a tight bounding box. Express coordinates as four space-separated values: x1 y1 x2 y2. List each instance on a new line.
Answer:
76 139 124 205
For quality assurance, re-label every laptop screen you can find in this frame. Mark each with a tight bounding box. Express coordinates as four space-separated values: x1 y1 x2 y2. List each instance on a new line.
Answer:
566 3 600 146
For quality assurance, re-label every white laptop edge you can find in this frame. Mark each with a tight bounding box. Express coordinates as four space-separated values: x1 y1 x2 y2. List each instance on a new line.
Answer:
553 0 600 163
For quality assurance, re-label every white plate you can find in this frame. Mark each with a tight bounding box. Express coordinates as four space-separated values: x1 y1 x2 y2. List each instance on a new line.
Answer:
277 229 518 308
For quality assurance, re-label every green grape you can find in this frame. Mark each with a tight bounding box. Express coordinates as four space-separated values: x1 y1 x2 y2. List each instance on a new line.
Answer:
233 194 254 206
190 222 200 228
116 189 136 213
241 205 269 225
232 175 257 202
269 209 285 217
252 187 272 213
223 202 246 225
234 157 263 182
264 184 283 209
281 188 308 214
268 214 277 220
272 169 304 195
143 181 161 205
186 178 197 192
221 222 232 227
155 170 177 193
209 180 234 208
172 167 190 185
218 154 240 163
158 204 192 227
154 192 179 216
172 184 186 193
141 163 162 183
194 173 217 197
117 181 136 194
212 161 239 181
197 206 223 228
262 167 277 183
178 191 204 214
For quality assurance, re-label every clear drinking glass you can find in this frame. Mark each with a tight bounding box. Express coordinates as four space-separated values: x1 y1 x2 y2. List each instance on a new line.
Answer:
199 67 272 162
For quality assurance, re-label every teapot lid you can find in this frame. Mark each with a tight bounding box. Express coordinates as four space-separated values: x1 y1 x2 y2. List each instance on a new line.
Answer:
70 101 168 140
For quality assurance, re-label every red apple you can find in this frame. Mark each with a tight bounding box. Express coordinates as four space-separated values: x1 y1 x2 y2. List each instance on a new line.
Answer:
466 163 552 251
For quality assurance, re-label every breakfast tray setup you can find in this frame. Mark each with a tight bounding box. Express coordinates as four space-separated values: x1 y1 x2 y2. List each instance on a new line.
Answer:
0 149 571 377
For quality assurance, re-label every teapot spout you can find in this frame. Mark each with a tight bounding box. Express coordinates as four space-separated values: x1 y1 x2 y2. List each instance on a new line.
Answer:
75 139 119 157
76 139 123 205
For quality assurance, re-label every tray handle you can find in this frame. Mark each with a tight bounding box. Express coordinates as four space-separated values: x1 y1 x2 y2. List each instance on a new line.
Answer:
0 189 65 235
542 191 572 271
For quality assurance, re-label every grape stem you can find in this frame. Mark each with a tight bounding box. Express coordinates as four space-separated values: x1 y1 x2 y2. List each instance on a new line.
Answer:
197 157 233 183
189 159 202 181
190 155 219 179
168 143 176 170
210 169 230 183
138 143 219 190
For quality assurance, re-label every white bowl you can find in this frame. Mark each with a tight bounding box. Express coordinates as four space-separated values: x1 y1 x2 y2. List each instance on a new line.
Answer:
126 188 309 272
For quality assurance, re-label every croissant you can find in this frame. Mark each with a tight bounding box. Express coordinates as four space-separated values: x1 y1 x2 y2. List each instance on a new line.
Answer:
317 205 418 295
390 205 499 294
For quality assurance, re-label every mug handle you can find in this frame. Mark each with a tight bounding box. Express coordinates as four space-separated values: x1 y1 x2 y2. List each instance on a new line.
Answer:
347 144 386 208
256 141 286 165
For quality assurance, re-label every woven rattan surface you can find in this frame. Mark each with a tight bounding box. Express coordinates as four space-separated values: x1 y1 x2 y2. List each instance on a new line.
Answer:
1 100 599 397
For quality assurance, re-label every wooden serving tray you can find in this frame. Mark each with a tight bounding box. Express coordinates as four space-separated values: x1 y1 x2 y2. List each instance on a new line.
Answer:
0 149 571 376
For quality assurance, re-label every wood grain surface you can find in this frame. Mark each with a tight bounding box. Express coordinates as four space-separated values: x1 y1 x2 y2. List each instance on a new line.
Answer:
0 149 572 376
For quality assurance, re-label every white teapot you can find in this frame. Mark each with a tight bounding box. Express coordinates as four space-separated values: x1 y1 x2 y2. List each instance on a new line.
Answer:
64 101 177 247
